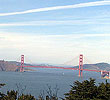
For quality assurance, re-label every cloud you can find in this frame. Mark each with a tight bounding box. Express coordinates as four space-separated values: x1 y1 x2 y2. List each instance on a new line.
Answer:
0 20 93 26
1 31 110 38
0 18 110 27
1 31 110 50
0 0 110 16
0 31 110 64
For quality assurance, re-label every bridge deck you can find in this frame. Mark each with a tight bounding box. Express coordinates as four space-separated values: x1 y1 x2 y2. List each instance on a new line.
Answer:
17 66 109 73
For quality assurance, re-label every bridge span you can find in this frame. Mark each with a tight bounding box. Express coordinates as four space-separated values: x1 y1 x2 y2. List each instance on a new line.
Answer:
17 54 110 79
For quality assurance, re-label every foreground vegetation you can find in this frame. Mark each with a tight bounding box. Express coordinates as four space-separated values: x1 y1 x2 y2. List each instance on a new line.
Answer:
0 78 110 100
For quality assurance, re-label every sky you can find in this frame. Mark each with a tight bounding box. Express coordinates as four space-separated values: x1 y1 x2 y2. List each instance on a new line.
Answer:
0 0 110 65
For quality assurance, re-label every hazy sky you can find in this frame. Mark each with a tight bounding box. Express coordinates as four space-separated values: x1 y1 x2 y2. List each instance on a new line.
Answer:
0 0 110 65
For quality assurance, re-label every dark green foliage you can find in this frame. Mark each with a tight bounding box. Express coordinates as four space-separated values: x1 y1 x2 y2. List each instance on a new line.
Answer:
0 84 5 88
0 83 36 100
64 78 110 100
18 94 36 100
96 80 110 100
0 90 36 100
1 78 110 100
1 90 17 100
64 78 97 100
0 83 58 100
0 83 5 99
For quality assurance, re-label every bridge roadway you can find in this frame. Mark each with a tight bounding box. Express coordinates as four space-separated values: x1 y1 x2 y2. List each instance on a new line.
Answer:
17 65 109 73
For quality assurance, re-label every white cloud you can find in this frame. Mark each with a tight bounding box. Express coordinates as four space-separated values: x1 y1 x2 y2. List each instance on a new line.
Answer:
0 0 110 16
0 32 110 64
0 19 109 27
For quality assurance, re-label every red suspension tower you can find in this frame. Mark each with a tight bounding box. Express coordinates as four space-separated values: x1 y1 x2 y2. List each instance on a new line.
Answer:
79 54 83 77
20 55 24 72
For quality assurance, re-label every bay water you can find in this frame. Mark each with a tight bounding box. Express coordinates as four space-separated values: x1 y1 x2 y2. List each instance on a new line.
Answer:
0 68 109 98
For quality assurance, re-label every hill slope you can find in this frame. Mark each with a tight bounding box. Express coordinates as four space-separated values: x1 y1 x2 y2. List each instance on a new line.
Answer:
0 60 110 72
0 60 17 71
0 60 35 72
74 63 110 71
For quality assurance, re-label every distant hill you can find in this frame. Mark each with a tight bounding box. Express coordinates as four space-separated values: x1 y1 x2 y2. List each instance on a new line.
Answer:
0 60 55 72
0 60 35 72
0 60 17 71
0 60 110 72
74 63 110 71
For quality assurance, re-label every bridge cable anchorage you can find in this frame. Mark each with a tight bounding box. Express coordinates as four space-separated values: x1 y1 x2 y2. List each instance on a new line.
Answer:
16 55 21 63
83 56 100 70
20 55 24 72
63 55 79 66
25 55 33 65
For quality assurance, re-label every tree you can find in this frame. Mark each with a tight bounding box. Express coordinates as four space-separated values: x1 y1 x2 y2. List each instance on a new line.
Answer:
2 78 110 100
0 83 58 100
64 78 110 100
0 83 5 99
18 94 36 100
97 80 110 100
0 83 36 100
0 90 36 100
64 78 98 100
1 90 17 100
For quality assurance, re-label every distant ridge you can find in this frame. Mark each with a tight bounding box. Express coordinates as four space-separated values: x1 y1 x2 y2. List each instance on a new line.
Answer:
0 60 17 71
74 63 110 71
0 60 35 72
0 60 110 72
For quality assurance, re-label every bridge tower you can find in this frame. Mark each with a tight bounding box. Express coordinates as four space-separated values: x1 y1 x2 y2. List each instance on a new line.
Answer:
79 54 83 77
20 55 24 72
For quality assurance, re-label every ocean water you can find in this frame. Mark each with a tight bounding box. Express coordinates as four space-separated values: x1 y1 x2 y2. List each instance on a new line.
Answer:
0 68 109 98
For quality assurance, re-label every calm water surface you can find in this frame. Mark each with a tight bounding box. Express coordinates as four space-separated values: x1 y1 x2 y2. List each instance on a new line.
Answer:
0 68 109 98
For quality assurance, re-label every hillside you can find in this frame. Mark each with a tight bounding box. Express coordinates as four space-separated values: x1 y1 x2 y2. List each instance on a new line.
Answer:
0 60 54 72
74 63 110 71
0 60 17 71
0 60 35 72
0 60 110 72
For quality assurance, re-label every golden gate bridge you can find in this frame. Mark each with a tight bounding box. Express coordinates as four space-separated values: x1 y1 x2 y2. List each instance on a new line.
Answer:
18 54 110 79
